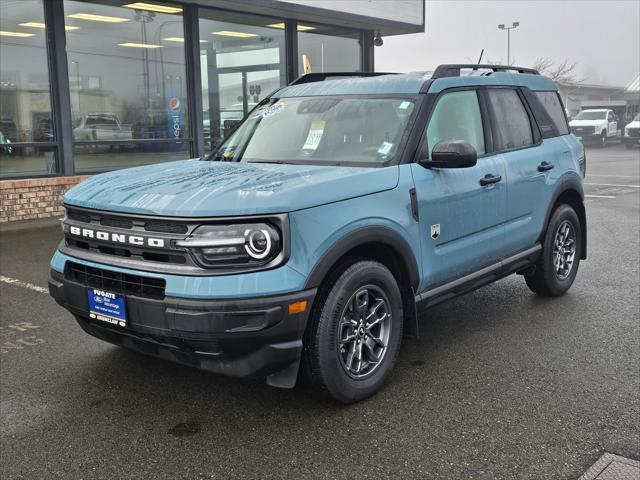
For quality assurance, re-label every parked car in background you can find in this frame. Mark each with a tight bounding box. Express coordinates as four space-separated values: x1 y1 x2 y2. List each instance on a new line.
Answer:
569 109 618 147
50 65 587 403
0 117 19 144
0 130 12 154
73 113 133 150
623 113 640 149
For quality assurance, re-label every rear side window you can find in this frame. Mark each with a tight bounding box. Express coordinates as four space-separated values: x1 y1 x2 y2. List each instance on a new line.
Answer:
535 91 569 135
487 89 533 151
425 90 485 156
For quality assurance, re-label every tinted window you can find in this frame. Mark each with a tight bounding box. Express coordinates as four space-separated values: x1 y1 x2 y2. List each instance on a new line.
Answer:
487 89 533 150
425 90 485 156
534 91 569 135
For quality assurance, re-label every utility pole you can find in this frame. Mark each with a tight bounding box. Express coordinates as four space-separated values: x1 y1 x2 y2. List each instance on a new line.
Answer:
498 22 519 65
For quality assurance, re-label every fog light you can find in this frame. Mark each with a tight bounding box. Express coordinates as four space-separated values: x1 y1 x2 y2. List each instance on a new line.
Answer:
288 300 308 315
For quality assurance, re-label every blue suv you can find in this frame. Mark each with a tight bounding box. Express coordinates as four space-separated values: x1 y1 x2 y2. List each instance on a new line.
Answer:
49 64 587 403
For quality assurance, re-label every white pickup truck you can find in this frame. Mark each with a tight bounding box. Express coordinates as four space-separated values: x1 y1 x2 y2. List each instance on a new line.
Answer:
73 113 133 146
569 109 618 147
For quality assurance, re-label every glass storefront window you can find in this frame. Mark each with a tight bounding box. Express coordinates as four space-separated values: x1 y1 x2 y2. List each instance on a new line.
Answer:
199 10 286 148
297 24 362 75
63 0 191 173
0 0 57 178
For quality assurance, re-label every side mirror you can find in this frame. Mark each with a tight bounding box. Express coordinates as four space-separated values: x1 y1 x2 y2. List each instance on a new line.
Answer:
419 140 477 169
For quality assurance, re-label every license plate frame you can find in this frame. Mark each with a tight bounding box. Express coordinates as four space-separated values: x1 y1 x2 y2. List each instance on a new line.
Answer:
87 288 127 328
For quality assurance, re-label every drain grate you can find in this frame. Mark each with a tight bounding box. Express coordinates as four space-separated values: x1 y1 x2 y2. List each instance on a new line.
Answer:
579 453 640 480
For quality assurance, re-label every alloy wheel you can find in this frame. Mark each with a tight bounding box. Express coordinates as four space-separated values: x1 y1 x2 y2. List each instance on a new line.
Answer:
553 220 577 280
337 285 392 379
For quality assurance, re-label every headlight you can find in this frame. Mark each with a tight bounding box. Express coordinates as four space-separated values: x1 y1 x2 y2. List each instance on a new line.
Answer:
175 223 282 269
625 127 630 136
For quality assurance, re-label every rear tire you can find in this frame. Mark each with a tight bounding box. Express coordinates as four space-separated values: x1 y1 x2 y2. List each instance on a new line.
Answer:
303 260 403 403
525 204 582 297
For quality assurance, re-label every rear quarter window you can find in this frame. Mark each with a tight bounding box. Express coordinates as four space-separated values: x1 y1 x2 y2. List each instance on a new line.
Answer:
534 91 569 136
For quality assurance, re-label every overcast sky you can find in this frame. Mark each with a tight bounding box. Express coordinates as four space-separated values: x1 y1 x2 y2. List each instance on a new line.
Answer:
376 0 640 87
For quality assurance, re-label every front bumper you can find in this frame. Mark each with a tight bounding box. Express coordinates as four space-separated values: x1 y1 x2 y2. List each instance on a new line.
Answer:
622 136 640 145
49 269 316 388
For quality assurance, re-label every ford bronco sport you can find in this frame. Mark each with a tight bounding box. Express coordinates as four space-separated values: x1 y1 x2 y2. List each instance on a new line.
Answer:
49 64 587 403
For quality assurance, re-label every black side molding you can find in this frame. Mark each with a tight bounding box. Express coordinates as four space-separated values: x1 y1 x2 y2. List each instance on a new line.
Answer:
415 245 542 311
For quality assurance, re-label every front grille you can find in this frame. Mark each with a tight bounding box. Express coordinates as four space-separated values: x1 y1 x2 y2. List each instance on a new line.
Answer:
101 217 133 229
628 128 640 138
65 261 166 300
63 206 192 266
145 222 188 234
572 126 595 135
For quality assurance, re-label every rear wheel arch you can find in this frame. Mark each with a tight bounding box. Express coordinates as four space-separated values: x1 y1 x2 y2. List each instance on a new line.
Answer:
541 182 587 260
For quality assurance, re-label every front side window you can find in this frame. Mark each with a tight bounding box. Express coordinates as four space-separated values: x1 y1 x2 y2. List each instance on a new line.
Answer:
213 96 416 166
487 89 534 151
425 90 485 156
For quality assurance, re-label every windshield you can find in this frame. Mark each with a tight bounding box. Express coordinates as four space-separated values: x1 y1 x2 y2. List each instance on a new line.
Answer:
574 111 607 120
634 114 640 122
209 96 417 166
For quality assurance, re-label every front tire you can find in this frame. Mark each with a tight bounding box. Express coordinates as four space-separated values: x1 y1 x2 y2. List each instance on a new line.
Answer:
304 260 403 403
600 131 608 147
525 204 582 297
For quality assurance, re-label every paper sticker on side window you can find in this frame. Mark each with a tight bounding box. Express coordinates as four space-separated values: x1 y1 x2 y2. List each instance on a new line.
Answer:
302 119 326 151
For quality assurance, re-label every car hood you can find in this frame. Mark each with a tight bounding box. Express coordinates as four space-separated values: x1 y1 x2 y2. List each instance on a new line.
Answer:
569 119 606 127
626 121 640 129
64 159 399 217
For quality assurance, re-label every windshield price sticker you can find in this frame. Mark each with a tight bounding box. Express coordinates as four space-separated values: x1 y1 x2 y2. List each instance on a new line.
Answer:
261 101 285 118
302 119 326 151
378 141 394 156
399 101 412 110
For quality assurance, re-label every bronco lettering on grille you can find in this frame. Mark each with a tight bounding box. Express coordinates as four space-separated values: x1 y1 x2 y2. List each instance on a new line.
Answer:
68 225 165 248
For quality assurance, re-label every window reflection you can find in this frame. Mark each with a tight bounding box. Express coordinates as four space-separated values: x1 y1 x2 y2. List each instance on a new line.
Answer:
64 0 191 173
298 24 362 75
0 0 57 178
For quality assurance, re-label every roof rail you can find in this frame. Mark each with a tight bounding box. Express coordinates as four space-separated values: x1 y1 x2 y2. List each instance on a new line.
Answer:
431 64 539 79
289 72 397 85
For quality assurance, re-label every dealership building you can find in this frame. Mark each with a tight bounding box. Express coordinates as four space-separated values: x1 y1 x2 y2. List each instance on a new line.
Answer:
0 0 425 223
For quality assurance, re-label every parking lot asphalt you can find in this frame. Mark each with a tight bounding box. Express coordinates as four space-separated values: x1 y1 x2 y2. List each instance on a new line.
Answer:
1 145 639 480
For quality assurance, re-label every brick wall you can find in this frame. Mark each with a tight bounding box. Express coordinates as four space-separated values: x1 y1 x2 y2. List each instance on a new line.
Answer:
0 176 88 223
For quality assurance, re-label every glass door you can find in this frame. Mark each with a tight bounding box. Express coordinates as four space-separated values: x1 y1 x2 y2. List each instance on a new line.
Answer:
199 10 286 149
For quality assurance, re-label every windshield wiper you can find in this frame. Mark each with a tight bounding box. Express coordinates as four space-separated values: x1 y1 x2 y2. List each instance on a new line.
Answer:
247 160 296 165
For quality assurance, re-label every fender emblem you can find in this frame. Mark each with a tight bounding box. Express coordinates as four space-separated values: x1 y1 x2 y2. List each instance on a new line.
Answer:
430 224 441 240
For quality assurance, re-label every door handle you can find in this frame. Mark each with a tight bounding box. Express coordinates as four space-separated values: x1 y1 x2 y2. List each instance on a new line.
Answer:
479 174 502 186
538 161 555 172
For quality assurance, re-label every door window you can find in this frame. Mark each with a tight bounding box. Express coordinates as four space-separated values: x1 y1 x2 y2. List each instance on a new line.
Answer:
425 90 485 156
487 89 534 151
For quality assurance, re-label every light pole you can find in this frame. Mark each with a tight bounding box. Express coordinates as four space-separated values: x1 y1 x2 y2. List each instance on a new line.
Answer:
498 22 519 65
